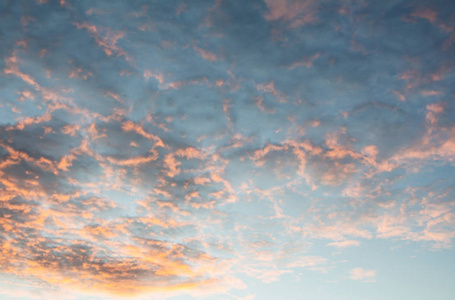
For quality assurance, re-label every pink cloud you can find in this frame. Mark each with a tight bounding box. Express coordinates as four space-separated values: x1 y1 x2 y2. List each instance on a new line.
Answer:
69 67 92 80
250 144 286 164
193 45 217 61
264 0 318 28
411 8 437 23
289 53 320 69
327 240 360 248
426 102 445 114
393 90 406 101
176 3 187 15
256 81 286 103
175 147 205 159
143 69 164 84
349 268 376 282
421 90 439 97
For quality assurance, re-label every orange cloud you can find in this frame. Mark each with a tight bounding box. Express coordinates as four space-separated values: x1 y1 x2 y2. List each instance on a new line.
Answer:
107 154 158 166
74 22 128 58
4 53 39 89
61 124 81 136
121 120 165 147
163 153 181 177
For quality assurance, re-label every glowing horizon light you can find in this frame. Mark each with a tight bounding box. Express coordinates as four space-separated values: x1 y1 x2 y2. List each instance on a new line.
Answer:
0 0 454 299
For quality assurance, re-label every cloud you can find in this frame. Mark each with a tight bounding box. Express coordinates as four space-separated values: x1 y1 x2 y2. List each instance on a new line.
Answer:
327 240 360 248
1 0 455 298
144 69 164 84
411 8 437 23
193 45 218 62
349 268 376 282
288 53 320 69
4 53 39 89
263 0 318 28
74 22 128 58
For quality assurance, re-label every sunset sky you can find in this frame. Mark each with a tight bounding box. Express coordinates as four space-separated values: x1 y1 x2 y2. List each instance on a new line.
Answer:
1 0 455 299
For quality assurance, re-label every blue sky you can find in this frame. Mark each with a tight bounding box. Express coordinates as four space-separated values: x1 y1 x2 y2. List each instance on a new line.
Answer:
0 0 455 299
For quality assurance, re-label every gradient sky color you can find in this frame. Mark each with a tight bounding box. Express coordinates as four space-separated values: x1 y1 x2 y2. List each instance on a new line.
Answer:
1 0 455 299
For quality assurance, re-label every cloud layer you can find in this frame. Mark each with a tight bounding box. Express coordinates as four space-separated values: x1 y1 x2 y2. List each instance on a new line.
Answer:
1 0 454 299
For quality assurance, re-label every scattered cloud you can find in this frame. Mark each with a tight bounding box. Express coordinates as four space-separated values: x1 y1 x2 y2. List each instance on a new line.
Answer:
1 1 455 299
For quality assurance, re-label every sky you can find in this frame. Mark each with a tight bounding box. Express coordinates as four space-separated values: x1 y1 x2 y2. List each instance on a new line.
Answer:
0 0 455 299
